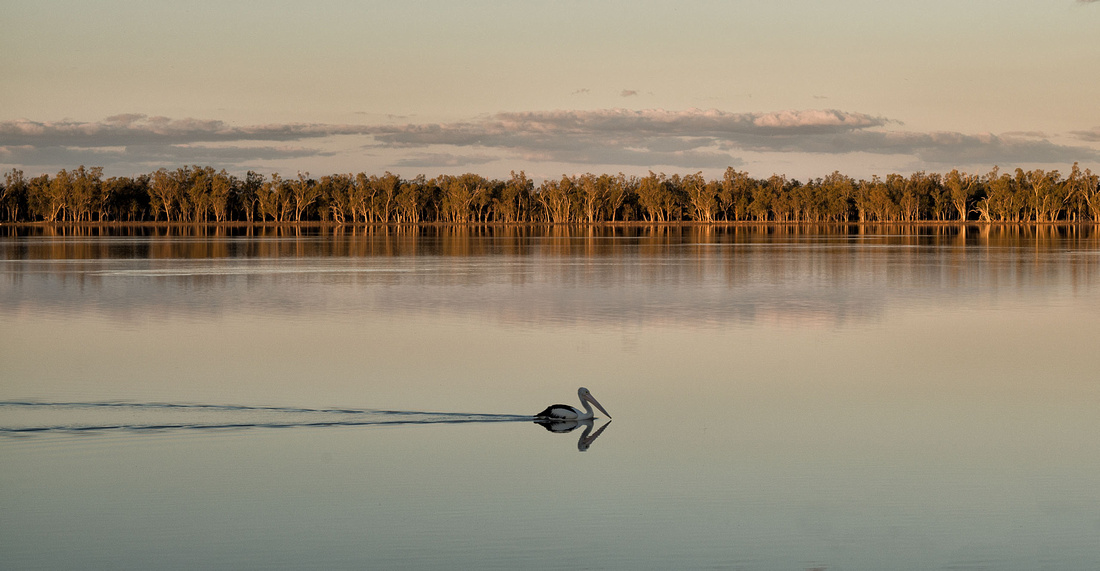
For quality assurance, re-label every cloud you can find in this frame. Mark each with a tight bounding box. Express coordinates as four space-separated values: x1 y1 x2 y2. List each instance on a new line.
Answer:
716 128 1100 164
0 115 374 148
391 153 499 168
369 108 884 163
3 109 1098 176
750 109 887 130
368 109 1098 171
0 115 375 172
869 132 1100 164
1001 130 1048 138
374 108 888 144
361 108 883 169
1072 127 1100 142
0 143 330 173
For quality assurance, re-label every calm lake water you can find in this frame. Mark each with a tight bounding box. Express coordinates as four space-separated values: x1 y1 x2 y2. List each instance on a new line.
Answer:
2 225 1100 570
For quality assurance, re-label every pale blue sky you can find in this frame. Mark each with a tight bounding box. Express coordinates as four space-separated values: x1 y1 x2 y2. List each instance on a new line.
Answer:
2 0 1098 180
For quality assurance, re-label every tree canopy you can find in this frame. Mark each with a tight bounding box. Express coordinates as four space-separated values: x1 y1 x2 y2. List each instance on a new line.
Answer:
2 164 1098 224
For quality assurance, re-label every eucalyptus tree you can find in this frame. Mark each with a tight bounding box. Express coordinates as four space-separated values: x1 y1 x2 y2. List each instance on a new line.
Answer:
1019 168 1069 223
472 177 498 223
65 165 104 222
536 176 575 223
635 172 665 222
423 177 444 223
944 169 979 221
395 175 428 224
438 173 489 224
181 165 233 223
184 166 213 222
1006 169 1034 222
2 168 28 222
1062 163 1086 222
101 175 149 221
978 169 1010 222
44 169 74 222
164 167 193 222
749 174 787 222
351 173 372 222
318 174 353 223
916 172 941 221
496 171 533 223
861 176 899 222
924 173 954 221
772 179 795 222
95 176 118 221
258 173 293 222
662 173 687 222
603 173 633 222
288 172 321 222
853 178 873 223
207 170 233 222
25 174 52 221
820 171 854 222
790 178 811 222
236 171 264 223
720 168 755 222
577 173 605 223
367 172 401 223
455 171 490 223
976 167 1023 222
96 174 120 221
896 172 932 222
773 177 809 223
882 174 910 221
796 179 822 222
682 172 717 222
1068 162 1100 221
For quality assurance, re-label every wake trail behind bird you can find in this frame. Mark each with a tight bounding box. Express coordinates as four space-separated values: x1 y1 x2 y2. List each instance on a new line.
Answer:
0 401 534 435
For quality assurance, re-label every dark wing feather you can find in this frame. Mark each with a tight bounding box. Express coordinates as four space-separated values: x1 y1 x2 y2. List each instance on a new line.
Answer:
535 404 574 418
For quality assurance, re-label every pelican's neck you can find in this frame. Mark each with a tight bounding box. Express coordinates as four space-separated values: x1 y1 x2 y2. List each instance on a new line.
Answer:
578 395 594 419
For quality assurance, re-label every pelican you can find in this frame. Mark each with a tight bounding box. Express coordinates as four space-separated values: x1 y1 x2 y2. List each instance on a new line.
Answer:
535 387 611 420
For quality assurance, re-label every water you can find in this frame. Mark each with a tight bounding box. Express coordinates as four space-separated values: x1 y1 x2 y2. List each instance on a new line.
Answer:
2 225 1099 570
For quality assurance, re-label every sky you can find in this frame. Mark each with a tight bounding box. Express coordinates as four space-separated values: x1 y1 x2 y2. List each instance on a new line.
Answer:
2 0 1099 183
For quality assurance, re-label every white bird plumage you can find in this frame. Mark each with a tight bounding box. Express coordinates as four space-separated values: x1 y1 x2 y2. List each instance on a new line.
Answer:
535 387 611 420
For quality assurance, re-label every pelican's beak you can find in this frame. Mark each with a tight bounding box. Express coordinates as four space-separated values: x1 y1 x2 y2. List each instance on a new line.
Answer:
585 393 612 418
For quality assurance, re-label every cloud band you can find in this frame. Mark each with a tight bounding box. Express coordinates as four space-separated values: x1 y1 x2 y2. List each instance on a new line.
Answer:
2 109 1097 174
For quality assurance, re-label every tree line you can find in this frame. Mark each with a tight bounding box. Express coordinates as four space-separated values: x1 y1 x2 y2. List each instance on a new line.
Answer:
2 164 1098 224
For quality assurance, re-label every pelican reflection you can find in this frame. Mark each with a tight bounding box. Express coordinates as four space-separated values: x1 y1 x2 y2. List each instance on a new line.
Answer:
534 418 612 452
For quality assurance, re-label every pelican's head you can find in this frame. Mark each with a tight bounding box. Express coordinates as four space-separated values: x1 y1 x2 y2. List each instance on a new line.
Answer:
578 387 611 419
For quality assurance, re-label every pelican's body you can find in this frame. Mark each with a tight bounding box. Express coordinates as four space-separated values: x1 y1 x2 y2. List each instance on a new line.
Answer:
535 387 611 420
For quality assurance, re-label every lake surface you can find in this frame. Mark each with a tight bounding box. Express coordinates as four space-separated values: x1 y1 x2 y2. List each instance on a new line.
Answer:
2 224 1100 570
